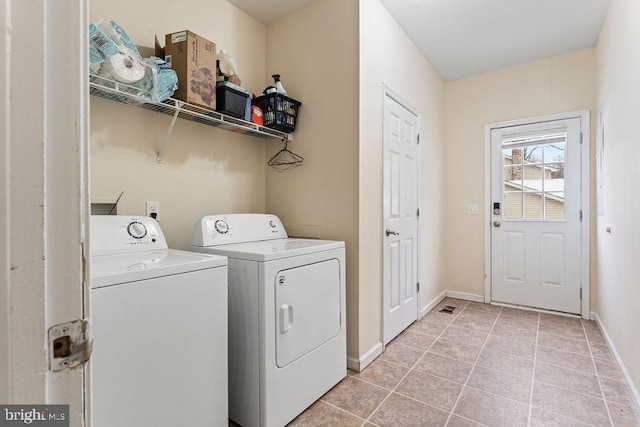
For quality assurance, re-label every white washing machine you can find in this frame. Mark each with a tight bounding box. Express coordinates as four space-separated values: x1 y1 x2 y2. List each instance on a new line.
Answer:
90 215 228 427
191 214 346 427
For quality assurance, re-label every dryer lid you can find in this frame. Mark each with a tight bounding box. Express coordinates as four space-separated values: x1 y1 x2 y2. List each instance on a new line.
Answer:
193 238 344 262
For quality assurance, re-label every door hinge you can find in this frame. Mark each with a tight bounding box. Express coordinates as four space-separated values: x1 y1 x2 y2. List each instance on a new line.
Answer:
417 282 420 292
580 133 583 144
580 287 583 300
417 208 420 218
48 319 92 371
580 210 583 222
417 134 420 144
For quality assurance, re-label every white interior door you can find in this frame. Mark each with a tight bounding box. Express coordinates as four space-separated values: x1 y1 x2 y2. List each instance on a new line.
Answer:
383 89 419 344
1 0 89 422
491 117 582 314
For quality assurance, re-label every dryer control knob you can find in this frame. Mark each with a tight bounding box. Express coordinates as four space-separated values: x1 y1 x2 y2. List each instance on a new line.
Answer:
127 221 147 239
214 220 229 234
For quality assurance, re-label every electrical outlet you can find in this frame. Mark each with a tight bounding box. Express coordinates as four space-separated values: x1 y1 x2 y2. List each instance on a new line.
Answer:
467 204 480 215
146 201 159 221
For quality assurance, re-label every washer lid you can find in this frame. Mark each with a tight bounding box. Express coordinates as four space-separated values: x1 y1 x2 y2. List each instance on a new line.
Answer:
193 238 344 262
90 249 227 288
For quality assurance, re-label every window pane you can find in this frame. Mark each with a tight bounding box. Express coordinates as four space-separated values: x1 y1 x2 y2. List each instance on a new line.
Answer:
545 192 565 220
545 162 564 192
504 166 520 185
522 145 542 163
523 191 543 219
522 162 542 190
503 148 522 166
504 192 522 219
544 143 565 163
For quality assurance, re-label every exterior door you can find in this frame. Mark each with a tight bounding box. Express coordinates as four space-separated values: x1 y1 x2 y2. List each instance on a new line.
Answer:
491 117 582 314
383 88 419 344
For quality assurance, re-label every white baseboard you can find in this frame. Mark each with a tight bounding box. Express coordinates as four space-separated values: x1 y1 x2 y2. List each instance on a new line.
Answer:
445 291 485 303
593 312 640 408
347 342 383 373
419 291 446 319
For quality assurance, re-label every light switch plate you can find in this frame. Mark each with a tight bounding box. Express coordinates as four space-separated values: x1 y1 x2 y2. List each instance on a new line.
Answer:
467 204 480 215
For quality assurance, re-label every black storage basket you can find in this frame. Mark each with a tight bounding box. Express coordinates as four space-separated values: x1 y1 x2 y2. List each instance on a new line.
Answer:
252 93 301 133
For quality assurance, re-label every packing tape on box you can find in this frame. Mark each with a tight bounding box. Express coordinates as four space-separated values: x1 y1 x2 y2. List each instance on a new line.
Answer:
100 47 145 83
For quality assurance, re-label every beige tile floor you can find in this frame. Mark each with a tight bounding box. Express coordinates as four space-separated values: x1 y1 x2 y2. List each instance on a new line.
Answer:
287 298 640 427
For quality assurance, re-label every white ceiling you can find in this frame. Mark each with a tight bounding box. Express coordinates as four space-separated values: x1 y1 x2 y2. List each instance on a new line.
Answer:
227 0 610 81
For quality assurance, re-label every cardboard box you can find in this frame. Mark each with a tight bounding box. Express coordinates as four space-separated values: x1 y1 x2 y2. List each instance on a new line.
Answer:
162 30 217 109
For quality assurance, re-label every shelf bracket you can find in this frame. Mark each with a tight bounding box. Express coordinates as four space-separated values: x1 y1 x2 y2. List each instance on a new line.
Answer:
157 101 183 163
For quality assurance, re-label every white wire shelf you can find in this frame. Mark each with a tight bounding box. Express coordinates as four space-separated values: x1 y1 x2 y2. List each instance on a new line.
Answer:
89 74 289 162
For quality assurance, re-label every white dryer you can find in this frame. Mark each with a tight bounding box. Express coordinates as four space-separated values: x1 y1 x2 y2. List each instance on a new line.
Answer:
90 215 228 427
192 214 346 427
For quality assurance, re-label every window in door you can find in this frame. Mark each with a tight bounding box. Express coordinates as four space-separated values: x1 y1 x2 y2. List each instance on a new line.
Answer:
502 132 566 221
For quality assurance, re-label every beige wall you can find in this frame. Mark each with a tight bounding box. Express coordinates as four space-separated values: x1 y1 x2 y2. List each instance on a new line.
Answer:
359 0 446 357
90 0 268 249
265 0 360 358
596 0 640 399
443 48 596 298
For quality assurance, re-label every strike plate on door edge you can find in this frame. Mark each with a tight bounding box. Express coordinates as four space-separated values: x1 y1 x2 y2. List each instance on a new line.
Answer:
48 319 92 371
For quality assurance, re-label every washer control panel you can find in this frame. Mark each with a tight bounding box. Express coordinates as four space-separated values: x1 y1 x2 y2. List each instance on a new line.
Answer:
91 215 168 256
192 213 288 247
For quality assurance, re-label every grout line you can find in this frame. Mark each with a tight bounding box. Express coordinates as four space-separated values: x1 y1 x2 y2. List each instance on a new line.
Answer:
342 374 400 393
443 304 504 426
540 360 598 380
391 389 459 414
354 359 468 391
533 379 617 401
350 304 634 427
538 319 585 329
448 414 491 427
582 319 615 426
362 304 467 425
527 311 540 427
534 351 598 375
529 404 600 427
462 383 534 407
536 341 592 357
312 305 632 427
536 329 589 342
313 399 370 425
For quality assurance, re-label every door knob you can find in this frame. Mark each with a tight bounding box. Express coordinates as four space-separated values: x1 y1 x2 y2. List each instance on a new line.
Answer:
385 229 399 236
493 221 501 228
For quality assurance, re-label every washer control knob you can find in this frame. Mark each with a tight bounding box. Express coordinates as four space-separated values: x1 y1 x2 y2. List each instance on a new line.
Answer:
214 220 229 234
127 221 147 239
269 220 277 228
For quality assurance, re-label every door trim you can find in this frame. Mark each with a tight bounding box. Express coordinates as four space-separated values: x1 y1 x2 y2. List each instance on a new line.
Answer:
0 0 89 418
483 110 590 318
383 85 420 116
382 84 421 344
